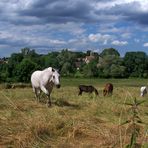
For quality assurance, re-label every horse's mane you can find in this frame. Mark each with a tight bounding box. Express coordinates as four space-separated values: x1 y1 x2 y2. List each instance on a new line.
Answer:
43 67 55 72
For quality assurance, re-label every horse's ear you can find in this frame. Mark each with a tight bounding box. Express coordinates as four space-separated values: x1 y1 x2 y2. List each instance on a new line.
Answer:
54 68 60 74
57 69 59 73
52 68 55 72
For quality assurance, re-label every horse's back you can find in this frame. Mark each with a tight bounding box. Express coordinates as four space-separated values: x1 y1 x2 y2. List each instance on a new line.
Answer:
31 70 42 88
79 85 94 92
105 83 113 91
79 85 85 90
31 68 53 88
103 83 113 96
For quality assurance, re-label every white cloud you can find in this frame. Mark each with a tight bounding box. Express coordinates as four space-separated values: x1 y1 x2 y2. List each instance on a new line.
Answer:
94 0 148 12
111 40 128 46
121 33 131 39
88 33 112 44
143 42 148 47
136 0 148 12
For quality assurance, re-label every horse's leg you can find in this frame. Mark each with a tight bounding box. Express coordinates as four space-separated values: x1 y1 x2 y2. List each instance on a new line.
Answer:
34 88 41 102
40 86 52 106
78 90 82 95
36 88 41 102
103 90 107 96
32 87 38 101
108 90 112 96
110 91 113 96
47 94 51 107
41 85 49 96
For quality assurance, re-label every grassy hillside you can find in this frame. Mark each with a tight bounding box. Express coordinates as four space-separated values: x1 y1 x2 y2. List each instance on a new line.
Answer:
0 78 148 147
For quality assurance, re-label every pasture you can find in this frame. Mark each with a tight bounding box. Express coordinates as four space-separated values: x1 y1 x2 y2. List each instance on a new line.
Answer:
0 78 148 147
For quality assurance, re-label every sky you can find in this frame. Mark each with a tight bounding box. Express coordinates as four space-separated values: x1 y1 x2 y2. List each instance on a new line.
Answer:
0 0 148 57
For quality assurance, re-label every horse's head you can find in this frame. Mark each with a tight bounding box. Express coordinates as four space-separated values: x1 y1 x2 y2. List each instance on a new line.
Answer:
51 68 61 88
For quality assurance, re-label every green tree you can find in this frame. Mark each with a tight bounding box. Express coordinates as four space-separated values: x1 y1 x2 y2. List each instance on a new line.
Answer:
110 64 126 78
82 64 93 77
42 52 59 69
98 48 124 78
16 59 40 82
6 49 42 82
0 63 9 82
24 49 43 67
21 47 30 56
100 48 120 58
7 53 24 80
61 62 72 76
124 52 148 78
82 61 98 77
57 49 77 76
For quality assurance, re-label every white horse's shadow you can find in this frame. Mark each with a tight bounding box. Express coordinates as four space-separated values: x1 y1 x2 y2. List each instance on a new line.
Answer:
53 99 80 109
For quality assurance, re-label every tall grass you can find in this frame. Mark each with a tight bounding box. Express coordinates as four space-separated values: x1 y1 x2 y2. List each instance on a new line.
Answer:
120 98 146 148
0 78 147 147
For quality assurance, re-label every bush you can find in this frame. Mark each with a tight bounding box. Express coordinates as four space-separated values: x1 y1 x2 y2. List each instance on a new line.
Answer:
74 70 83 78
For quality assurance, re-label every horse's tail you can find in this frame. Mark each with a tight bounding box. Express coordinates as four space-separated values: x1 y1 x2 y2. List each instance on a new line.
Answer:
94 88 99 95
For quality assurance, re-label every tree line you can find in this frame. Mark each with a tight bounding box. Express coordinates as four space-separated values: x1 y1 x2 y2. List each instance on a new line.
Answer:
0 47 148 82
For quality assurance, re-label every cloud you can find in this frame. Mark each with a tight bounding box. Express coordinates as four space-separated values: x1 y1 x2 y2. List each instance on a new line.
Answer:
0 0 148 57
121 33 131 39
0 0 148 27
93 0 148 27
111 40 128 46
88 33 112 44
8 0 96 25
143 42 148 47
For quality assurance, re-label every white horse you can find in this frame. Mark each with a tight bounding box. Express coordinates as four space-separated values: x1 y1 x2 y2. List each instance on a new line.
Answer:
140 86 147 97
31 67 60 106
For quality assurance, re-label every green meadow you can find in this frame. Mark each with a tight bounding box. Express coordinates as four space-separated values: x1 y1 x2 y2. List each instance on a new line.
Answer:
0 78 147 147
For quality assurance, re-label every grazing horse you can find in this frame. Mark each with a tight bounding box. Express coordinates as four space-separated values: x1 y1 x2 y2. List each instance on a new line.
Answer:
140 86 147 97
103 83 113 96
78 85 99 96
31 67 60 106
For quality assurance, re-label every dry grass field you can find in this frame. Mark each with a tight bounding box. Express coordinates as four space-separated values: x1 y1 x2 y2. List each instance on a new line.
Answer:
0 78 148 148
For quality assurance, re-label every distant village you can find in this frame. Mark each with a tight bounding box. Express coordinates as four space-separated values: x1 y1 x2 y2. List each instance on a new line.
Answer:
0 57 8 64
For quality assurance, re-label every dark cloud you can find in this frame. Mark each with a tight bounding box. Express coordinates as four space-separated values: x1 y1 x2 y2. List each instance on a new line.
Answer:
18 0 95 24
99 1 148 26
0 0 148 26
128 12 148 25
0 37 29 47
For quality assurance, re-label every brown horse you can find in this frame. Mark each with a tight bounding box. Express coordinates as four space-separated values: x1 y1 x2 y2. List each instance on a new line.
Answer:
78 85 99 96
103 83 113 96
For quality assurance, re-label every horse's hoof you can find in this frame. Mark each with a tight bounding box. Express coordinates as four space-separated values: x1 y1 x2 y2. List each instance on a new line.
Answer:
47 103 51 107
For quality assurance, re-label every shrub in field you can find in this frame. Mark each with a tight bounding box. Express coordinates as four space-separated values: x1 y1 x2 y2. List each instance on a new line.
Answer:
121 98 146 148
